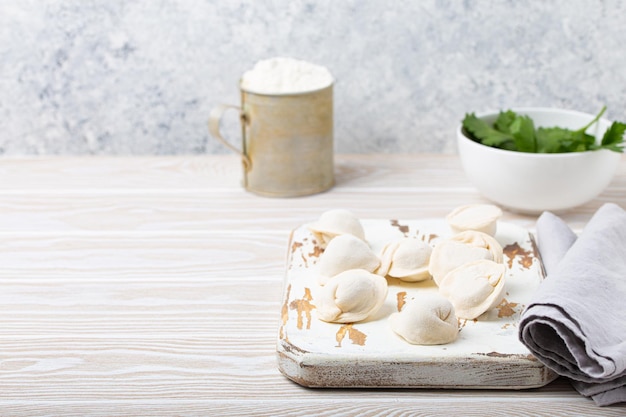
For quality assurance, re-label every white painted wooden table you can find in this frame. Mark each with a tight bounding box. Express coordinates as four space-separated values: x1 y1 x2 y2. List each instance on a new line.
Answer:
1 154 624 416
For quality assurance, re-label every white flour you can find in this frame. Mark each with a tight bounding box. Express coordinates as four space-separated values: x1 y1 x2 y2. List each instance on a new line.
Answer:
240 57 333 94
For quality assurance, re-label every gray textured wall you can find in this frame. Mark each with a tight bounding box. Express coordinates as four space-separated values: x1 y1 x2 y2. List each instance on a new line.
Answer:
1 0 625 155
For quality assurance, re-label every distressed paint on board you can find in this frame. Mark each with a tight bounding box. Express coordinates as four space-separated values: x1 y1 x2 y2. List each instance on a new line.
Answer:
277 219 558 389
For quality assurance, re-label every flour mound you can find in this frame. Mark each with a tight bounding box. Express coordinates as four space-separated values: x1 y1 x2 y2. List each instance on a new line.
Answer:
241 57 333 94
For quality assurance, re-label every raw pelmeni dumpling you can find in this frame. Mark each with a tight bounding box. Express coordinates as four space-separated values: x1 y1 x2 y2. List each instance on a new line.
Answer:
377 238 432 282
315 269 388 323
308 209 366 248
446 204 503 236
428 230 503 285
389 294 458 345
438 259 506 320
317 234 380 286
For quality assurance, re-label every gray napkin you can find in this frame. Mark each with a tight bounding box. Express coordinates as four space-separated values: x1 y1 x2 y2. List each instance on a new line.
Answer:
534 211 578 275
519 203 626 407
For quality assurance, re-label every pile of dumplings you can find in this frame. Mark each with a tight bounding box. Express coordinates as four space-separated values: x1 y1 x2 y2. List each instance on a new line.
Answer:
308 204 505 346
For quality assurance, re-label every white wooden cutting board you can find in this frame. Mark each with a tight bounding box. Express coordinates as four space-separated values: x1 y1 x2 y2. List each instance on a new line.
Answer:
276 218 558 389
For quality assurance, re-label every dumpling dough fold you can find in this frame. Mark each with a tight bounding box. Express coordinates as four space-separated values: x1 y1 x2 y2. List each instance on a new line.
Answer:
317 234 380 286
438 259 506 320
429 230 503 285
377 238 432 282
316 269 388 323
446 204 502 236
308 209 366 248
389 294 458 345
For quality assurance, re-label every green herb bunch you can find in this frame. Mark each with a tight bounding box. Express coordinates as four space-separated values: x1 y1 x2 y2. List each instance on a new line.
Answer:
462 107 625 153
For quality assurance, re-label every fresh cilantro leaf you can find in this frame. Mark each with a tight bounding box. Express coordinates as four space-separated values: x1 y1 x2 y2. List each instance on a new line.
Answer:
461 106 625 154
510 115 536 153
462 113 514 148
565 130 596 153
494 110 517 134
536 127 569 153
581 132 596 149
597 121 626 152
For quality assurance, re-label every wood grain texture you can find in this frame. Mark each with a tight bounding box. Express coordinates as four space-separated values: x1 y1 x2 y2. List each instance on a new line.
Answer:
0 154 624 416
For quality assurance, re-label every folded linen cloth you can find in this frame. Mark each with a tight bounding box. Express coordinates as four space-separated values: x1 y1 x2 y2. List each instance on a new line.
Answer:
534 211 578 275
519 203 626 406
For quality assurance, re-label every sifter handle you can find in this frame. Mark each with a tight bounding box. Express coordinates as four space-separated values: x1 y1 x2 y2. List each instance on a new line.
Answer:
208 104 251 170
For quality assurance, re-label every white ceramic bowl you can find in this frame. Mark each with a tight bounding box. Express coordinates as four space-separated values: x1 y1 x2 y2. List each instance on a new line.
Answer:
457 107 622 213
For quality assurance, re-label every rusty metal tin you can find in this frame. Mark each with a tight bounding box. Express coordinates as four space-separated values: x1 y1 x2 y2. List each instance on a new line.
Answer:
209 84 334 197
